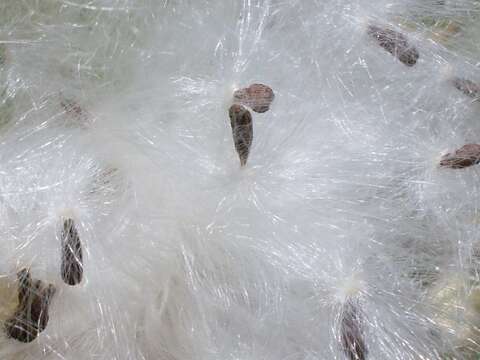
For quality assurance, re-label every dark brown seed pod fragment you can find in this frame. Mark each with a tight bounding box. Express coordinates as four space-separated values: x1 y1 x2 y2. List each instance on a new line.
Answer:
61 218 83 286
340 301 367 360
440 144 480 169
5 269 56 343
229 104 253 166
452 78 480 100
233 83 275 113
368 25 419 67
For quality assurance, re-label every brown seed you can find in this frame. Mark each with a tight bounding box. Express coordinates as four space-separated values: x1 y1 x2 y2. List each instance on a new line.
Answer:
60 97 90 127
5 269 56 343
229 104 253 166
340 301 367 360
452 78 480 100
440 144 480 169
368 25 419 67
0 45 6 67
233 83 275 113
61 218 83 286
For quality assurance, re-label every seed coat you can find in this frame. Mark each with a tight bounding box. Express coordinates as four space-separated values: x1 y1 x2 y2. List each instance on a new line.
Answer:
229 104 253 166
61 218 83 286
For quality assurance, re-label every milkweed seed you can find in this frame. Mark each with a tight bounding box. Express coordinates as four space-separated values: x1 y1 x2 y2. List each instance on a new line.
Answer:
440 144 480 169
452 78 480 100
61 218 83 286
229 104 253 167
233 83 275 113
368 25 419 67
5 269 56 343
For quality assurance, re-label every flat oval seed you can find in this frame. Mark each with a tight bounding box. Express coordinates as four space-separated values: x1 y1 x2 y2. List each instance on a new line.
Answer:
233 84 275 113
368 25 419 67
61 218 84 286
229 104 253 167
452 78 480 100
5 269 56 343
440 144 480 169
0 45 6 67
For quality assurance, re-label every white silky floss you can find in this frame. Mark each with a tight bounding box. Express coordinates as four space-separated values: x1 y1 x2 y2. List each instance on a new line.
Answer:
0 0 480 359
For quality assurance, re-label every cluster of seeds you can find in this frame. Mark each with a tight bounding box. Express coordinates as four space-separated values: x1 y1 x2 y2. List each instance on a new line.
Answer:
334 22 480 359
4 217 84 343
1 13 479 355
369 24 480 171
442 77 480 168
229 84 275 166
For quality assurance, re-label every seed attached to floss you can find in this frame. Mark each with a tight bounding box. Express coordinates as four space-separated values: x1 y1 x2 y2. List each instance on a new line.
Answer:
5 269 56 343
229 104 253 167
340 301 367 360
440 144 480 169
233 83 275 113
0 45 7 67
452 78 480 100
60 97 91 128
368 25 419 67
61 218 84 286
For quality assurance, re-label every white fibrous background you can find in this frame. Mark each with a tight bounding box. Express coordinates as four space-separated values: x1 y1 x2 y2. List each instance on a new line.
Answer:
1 0 480 359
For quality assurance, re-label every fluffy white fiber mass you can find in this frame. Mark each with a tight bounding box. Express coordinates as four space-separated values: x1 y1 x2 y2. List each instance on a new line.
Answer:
1 0 480 359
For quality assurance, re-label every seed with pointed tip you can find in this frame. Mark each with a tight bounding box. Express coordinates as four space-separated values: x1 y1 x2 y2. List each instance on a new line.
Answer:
340 301 367 360
233 84 275 113
440 144 480 169
61 218 83 286
5 269 56 343
229 104 253 167
368 25 419 67
452 78 480 100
